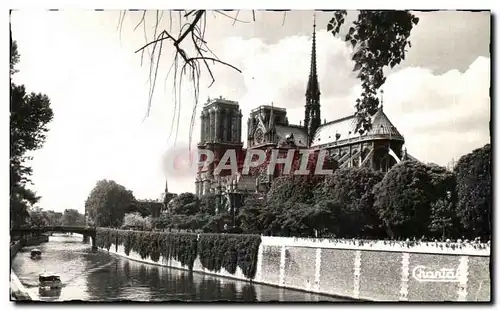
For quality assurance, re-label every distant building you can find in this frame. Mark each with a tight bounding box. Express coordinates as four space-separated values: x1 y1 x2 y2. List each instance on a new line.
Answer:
195 19 418 196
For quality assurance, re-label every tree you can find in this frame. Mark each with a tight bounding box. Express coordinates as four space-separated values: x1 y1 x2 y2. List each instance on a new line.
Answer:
40 210 63 226
169 192 200 216
428 198 456 239
10 32 54 228
311 200 345 237
202 212 231 233
133 200 159 217
186 212 212 232
267 175 323 206
454 144 491 240
122 212 152 230
316 167 385 238
28 207 49 228
62 209 84 226
237 193 267 234
84 180 137 228
305 201 344 238
125 10 418 145
198 193 218 215
425 163 460 239
263 201 341 238
373 161 454 239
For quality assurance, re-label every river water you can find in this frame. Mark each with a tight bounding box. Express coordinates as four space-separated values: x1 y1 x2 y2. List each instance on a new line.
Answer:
11 234 345 302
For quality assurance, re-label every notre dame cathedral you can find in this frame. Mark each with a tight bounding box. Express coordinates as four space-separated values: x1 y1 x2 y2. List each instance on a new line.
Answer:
195 20 417 197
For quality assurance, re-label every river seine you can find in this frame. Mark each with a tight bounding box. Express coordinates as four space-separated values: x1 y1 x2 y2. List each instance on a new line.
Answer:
11 234 345 302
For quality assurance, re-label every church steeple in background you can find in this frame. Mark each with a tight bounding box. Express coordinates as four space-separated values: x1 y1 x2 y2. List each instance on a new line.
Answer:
304 12 321 146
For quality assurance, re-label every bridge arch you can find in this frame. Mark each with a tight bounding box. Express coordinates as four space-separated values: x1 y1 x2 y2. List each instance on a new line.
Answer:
11 226 97 251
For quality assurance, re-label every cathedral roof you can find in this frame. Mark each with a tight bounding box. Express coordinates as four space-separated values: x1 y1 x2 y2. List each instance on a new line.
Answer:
310 107 404 147
370 107 404 138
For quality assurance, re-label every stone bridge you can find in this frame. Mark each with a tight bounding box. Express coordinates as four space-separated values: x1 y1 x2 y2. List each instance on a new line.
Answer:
11 226 97 250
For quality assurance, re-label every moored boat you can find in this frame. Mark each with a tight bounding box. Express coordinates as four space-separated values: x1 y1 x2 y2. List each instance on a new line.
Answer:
39 273 62 289
30 249 42 260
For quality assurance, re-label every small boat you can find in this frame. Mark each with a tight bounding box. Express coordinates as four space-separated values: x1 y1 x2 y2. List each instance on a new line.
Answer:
31 249 42 260
39 273 62 289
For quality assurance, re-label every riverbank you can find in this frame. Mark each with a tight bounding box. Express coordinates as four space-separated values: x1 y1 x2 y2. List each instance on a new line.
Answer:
10 270 33 301
96 229 491 302
10 235 50 301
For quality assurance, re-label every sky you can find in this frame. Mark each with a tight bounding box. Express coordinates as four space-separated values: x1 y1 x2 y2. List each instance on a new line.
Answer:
10 10 491 213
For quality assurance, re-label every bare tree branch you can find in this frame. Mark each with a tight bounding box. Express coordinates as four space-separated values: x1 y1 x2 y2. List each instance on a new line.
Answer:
215 10 251 24
232 10 240 26
122 10 252 149
133 10 146 31
117 11 126 44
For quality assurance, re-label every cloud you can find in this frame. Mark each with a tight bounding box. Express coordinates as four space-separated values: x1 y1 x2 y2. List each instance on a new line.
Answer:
384 56 490 164
403 11 490 74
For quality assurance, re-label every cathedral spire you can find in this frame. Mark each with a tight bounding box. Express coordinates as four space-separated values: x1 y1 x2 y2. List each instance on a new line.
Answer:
306 13 320 99
304 12 321 146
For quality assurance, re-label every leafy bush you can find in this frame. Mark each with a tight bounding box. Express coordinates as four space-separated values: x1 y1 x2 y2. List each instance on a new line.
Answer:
373 161 456 239
96 227 198 268
198 233 261 279
122 212 152 231
95 228 261 278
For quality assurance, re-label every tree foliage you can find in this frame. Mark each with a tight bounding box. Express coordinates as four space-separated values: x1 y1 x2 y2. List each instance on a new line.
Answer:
428 198 456 239
28 207 49 228
62 208 85 226
168 192 200 215
327 11 419 134
84 180 137 228
122 212 152 230
316 167 385 237
267 175 323 206
10 33 54 228
373 161 455 239
27 207 84 228
237 193 267 234
198 193 218 215
454 144 491 239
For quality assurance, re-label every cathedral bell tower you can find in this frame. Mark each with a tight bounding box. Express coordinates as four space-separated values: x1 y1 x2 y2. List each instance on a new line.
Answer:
304 14 321 146
196 96 243 196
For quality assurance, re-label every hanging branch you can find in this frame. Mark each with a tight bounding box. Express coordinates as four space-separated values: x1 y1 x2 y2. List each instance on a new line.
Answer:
327 10 419 135
128 9 246 150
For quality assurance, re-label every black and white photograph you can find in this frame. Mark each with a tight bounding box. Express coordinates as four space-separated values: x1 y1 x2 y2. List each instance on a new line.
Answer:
8 5 492 303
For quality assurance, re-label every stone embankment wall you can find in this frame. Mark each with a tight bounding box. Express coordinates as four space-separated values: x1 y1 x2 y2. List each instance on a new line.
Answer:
100 235 490 302
10 241 22 262
22 235 49 246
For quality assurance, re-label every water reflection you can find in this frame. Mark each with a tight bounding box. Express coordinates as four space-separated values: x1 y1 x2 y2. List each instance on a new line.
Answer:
38 287 61 301
12 235 344 302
